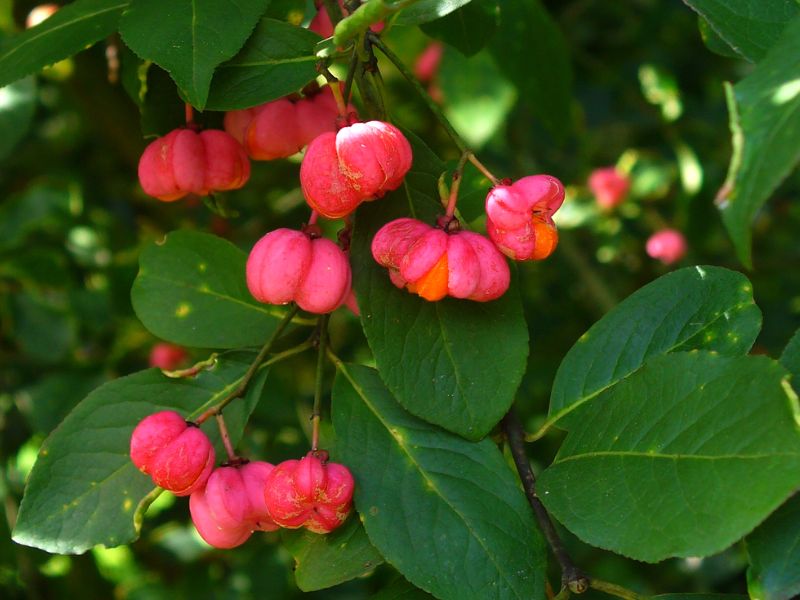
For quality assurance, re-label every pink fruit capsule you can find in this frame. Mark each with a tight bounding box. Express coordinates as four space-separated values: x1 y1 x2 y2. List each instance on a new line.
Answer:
372 218 510 302
137 128 250 201
189 461 278 549
414 42 444 83
130 411 215 496
300 121 412 219
646 228 687 265
588 166 629 210
263 453 354 534
148 342 188 370
246 228 351 314
485 175 565 261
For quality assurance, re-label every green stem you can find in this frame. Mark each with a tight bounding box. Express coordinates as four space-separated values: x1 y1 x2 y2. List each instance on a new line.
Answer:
444 151 470 219
311 314 330 451
589 579 644 600
368 32 468 153
195 305 301 424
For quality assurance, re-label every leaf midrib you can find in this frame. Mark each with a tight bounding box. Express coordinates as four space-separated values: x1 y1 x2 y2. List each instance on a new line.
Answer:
547 298 756 427
552 449 800 466
337 363 526 598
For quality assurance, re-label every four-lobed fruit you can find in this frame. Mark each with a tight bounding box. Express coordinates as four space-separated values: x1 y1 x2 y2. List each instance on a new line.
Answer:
130 411 215 496
588 166 630 210
485 175 565 261
148 342 188 371
224 86 355 161
138 128 250 202
646 228 687 265
300 120 412 219
263 452 354 534
372 218 510 302
189 461 279 548
246 228 352 314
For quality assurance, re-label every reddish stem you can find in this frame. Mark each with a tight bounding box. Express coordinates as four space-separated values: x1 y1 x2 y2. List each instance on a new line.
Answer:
468 153 500 186
216 413 237 462
184 102 194 125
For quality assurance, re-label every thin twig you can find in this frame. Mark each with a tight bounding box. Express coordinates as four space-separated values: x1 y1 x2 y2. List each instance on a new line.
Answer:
195 306 300 424
502 409 589 593
589 578 644 600
215 413 237 462
311 314 330 451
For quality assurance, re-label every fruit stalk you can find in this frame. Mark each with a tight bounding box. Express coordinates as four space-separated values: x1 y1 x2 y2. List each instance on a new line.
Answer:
196 305 301 424
311 314 330 451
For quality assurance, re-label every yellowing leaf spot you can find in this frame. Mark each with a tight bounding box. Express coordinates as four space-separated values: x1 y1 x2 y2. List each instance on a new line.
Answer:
198 262 207 273
369 506 379 516
175 303 191 318
123 498 133 512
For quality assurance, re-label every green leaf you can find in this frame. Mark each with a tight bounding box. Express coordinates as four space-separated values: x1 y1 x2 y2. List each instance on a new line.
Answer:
332 363 546 599
352 136 528 440
697 17 740 59
395 0 475 26
204 18 320 111
372 577 436 599
119 0 270 110
420 0 499 57
16 370 106 434
488 0 572 138
547 266 761 430
781 327 800 381
718 16 800 267
648 596 747 600
746 494 800 600
131 230 308 349
281 516 384 591
0 76 36 160
439 48 516 148
12 353 268 554
539 352 800 562
683 0 799 62
0 0 126 89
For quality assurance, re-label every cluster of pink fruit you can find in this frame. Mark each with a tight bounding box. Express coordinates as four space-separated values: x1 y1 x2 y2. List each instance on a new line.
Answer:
588 166 687 265
130 411 354 548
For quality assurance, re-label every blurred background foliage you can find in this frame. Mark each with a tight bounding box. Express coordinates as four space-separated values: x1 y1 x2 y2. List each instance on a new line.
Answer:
0 0 798 597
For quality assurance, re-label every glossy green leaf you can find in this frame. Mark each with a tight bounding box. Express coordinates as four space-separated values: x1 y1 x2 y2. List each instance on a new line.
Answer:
548 266 761 430
0 0 126 89
119 0 270 109
439 48 515 148
352 136 528 440
781 327 800 381
204 18 320 111
12 353 267 554
683 0 799 62
746 494 800 600
281 516 383 591
718 16 800 267
131 230 306 349
697 17 740 59
395 0 475 25
489 0 572 138
539 352 800 562
0 76 36 160
420 0 499 57
372 577 436 599
332 363 546 599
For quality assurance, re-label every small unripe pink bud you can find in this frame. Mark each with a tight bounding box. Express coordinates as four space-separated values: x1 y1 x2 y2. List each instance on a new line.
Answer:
246 228 351 314
189 461 278 549
148 342 188 370
130 411 215 496
588 167 629 210
263 452 354 534
485 175 565 261
372 218 510 302
414 42 444 83
300 121 412 219
646 229 687 265
138 128 250 201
